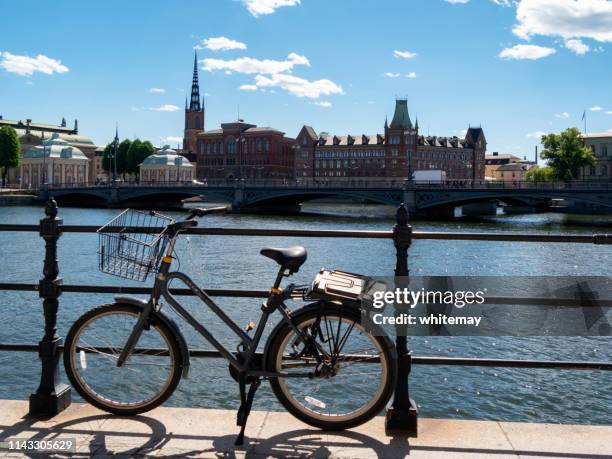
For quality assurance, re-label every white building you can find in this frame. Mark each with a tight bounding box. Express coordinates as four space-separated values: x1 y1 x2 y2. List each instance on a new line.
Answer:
139 146 195 183
20 133 90 187
581 133 612 181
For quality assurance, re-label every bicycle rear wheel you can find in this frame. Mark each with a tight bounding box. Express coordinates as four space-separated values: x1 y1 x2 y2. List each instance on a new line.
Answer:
63 303 182 415
266 302 397 430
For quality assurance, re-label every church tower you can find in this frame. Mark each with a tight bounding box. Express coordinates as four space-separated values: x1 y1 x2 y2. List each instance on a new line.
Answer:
183 51 205 154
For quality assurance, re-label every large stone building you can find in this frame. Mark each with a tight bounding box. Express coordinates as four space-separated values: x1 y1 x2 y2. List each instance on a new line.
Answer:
581 132 611 181
140 145 195 183
296 99 486 182
20 133 90 187
182 52 297 180
485 152 535 181
0 116 98 185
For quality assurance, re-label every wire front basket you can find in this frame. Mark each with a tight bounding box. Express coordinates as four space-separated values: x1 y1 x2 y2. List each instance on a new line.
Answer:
97 209 175 282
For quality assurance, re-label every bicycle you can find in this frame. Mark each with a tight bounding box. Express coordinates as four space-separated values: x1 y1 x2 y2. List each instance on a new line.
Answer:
63 207 398 445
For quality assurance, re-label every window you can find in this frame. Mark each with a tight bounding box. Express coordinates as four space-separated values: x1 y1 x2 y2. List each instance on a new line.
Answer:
602 144 608 156
590 166 596 176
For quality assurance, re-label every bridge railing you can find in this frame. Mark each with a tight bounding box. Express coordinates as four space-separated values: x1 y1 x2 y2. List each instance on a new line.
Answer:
1 201 612 432
41 178 612 191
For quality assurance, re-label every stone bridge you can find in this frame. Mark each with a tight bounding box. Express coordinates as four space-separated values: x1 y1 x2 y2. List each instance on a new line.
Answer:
41 180 612 215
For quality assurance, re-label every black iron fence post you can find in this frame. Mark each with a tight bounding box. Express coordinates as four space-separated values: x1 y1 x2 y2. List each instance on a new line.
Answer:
385 203 418 434
29 198 71 416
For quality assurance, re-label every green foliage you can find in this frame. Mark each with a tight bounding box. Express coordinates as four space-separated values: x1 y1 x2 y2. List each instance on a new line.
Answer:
117 139 132 178
101 137 154 180
526 166 555 182
540 127 596 181
0 126 21 186
101 138 132 179
126 139 154 178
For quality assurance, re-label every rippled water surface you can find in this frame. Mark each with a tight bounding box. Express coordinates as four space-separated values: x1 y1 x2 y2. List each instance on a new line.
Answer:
1 203 611 425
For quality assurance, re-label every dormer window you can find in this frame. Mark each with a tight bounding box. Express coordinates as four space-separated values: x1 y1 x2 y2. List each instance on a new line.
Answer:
362 135 369 145
333 136 340 146
347 135 354 146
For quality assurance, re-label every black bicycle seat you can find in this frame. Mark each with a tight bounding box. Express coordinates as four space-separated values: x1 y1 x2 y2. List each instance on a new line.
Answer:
260 246 307 273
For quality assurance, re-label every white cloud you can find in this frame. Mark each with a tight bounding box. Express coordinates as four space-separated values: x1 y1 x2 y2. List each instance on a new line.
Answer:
242 0 300 17
247 73 343 99
564 38 590 55
555 112 570 118
499 44 556 60
149 87 166 93
406 72 417 78
203 52 309 75
590 106 603 111
150 104 180 112
385 72 400 78
0 51 69 76
527 131 547 138
200 36 247 52
445 0 469 3
513 0 612 43
312 101 332 108
239 84 258 91
606 111 612 115
161 136 183 144
491 0 511 6
393 50 418 59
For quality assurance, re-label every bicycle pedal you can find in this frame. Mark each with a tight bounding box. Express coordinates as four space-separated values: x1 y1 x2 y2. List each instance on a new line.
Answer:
244 321 256 332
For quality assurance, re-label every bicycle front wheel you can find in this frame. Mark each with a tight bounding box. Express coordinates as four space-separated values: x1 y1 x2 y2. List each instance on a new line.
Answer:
63 303 182 415
266 302 397 430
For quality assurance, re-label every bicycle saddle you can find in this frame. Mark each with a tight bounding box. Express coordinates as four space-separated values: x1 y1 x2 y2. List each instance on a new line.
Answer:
260 246 307 273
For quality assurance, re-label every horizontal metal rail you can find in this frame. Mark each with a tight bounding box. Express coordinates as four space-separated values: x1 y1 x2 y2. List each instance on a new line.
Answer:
0 224 610 244
1 343 610 371
2 283 612 307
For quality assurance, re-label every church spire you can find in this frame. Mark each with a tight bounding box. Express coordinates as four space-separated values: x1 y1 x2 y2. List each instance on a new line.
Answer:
189 50 201 112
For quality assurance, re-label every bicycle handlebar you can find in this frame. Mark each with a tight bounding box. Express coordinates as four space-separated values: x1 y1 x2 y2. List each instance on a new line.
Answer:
186 206 229 220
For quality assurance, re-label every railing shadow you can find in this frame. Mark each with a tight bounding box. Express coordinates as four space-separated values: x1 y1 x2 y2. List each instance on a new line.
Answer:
1 409 610 458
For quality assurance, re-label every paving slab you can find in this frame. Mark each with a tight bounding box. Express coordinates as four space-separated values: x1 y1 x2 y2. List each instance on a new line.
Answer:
0 399 611 458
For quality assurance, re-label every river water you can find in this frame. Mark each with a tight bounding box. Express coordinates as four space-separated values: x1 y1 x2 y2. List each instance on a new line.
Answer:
0 203 611 425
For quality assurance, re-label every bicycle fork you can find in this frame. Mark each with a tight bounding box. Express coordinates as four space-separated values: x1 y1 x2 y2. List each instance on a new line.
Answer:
116 301 155 367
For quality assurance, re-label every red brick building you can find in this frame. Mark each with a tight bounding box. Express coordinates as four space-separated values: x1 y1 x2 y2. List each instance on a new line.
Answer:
182 52 296 180
195 122 296 180
295 99 486 182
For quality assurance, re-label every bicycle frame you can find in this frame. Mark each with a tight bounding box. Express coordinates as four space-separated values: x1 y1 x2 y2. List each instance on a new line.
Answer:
116 229 318 379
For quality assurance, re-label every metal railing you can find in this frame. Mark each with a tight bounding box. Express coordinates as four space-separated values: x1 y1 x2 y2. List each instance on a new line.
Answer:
0 200 611 434
36 178 612 191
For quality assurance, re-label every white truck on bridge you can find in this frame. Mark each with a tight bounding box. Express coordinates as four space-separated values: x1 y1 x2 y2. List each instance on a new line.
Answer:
413 170 447 183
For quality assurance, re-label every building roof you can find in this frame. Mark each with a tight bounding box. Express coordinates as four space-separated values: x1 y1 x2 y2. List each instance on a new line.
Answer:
317 134 383 147
198 124 286 137
140 146 194 167
497 163 528 171
389 99 412 130
0 118 76 134
22 133 89 160
583 132 612 139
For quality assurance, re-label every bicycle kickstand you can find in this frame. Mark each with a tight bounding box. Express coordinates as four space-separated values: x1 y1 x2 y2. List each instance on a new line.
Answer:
235 375 261 446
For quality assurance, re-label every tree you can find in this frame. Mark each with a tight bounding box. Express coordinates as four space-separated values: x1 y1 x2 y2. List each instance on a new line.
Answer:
117 139 131 179
126 139 154 179
0 126 21 187
526 166 555 182
540 127 596 181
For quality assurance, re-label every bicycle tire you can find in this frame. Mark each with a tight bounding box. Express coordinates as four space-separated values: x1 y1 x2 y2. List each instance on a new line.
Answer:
63 303 182 415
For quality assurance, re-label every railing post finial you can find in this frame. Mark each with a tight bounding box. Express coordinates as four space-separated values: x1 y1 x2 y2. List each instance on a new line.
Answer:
29 198 71 416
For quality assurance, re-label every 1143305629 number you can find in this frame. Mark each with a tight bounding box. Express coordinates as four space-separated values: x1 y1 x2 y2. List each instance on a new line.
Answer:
1 438 77 453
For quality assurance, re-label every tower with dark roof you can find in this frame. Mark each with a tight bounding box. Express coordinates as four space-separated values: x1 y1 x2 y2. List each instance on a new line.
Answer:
184 50 205 154
385 99 418 179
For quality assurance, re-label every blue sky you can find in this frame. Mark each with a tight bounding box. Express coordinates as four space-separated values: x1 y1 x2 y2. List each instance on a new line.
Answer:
1 0 611 156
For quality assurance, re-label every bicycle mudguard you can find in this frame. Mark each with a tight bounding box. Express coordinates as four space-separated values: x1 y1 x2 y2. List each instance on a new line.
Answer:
114 296 191 379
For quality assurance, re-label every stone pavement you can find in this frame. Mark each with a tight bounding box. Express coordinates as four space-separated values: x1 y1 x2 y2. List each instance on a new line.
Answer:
0 399 611 458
